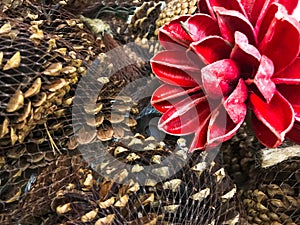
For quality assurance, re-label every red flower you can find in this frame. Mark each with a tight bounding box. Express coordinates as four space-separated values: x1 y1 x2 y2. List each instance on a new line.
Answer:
151 0 300 151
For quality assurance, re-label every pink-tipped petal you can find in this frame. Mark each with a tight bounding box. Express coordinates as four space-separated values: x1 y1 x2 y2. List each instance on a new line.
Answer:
215 7 256 45
253 55 276 103
198 0 247 19
273 57 300 84
276 84 300 119
256 1 299 33
230 31 261 73
151 50 202 87
188 120 210 152
224 79 248 124
158 93 210 135
185 14 221 42
240 0 265 25
286 121 300 144
151 84 201 113
249 91 295 147
190 36 232 64
201 59 240 99
158 15 193 49
207 105 243 145
259 6 300 73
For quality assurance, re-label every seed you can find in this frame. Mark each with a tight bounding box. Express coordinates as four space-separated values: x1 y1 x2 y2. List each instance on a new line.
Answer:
44 79 68 92
3 51 21 71
43 62 63 76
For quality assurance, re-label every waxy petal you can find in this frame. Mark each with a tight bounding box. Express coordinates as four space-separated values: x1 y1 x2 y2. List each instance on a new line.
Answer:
230 31 261 75
158 15 193 49
241 0 298 26
207 105 243 145
286 121 300 144
185 14 221 42
273 57 300 84
189 118 210 151
249 91 294 147
201 59 240 99
158 93 210 135
151 84 201 113
259 6 300 73
198 0 246 19
224 79 248 124
215 7 256 45
253 55 276 103
256 1 299 32
190 36 232 64
151 50 202 87
276 84 300 119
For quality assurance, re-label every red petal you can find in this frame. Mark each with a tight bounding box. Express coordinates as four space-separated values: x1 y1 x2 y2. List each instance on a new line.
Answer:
151 50 202 87
249 91 294 147
198 0 246 19
151 84 201 113
253 55 276 103
215 7 256 45
240 0 265 25
230 31 261 73
276 84 300 119
273 57 300 84
190 36 232 64
224 79 248 124
185 14 221 42
256 1 299 32
201 59 240 99
158 93 210 135
258 5 300 73
286 121 300 144
158 15 193 49
189 119 210 151
207 105 243 145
